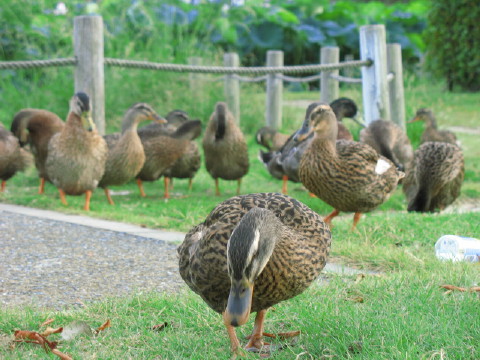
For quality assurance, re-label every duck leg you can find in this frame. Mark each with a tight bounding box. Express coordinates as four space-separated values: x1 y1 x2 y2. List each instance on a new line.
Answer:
245 309 267 351
215 178 221 196
188 178 193 191
236 179 242 195
84 190 92 211
104 188 115 205
281 175 288 194
38 177 46 194
1 180 6 192
163 177 170 199
323 209 340 226
225 323 241 355
58 189 68 205
351 212 362 231
136 178 146 197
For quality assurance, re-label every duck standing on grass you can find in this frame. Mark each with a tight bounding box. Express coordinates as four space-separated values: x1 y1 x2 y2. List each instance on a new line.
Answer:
409 108 458 145
0 124 32 192
202 102 249 196
178 192 331 356
297 103 404 230
403 141 464 212
10 108 64 194
258 97 359 195
45 92 107 211
100 103 166 205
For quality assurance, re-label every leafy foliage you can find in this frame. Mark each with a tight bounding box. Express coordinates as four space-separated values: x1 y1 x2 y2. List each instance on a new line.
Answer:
424 0 480 91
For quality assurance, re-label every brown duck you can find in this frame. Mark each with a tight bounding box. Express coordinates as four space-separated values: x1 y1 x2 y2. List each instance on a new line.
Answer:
360 119 413 171
161 110 202 195
136 118 202 198
10 108 64 194
403 141 464 212
202 102 249 196
409 108 457 144
259 97 359 194
99 103 165 205
178 192 331 355
297 103 404 229
0 124 32 192
45 92 108 211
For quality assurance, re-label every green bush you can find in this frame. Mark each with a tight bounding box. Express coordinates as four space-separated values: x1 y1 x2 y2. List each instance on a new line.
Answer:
425 0 480 91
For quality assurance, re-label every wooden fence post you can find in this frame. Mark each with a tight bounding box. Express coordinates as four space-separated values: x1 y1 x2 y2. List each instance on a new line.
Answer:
188 56 202 92
359 25 391 125
320 46 339 104
265 50 283 129
74 15 105 134
387 43 405 129
223 53 240 124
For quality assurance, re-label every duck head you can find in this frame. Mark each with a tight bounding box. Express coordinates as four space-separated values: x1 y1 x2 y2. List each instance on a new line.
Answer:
122 103 166 132
408 108 436 127
295 103 337 142
70 92 95 132
223 208 280 327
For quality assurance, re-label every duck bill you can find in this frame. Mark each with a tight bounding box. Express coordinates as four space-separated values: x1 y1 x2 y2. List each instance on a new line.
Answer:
407 115 420 124
223 279 253 328
293 121 312 142
82 112 96 132
152 114 167 124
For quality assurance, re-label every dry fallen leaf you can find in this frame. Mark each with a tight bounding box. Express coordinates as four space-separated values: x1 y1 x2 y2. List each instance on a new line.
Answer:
52 348 73 360
469 286 480 292
440 285 467 292
40 318 55 327
14 330 57 353
95 319 111 334
41 327 63 337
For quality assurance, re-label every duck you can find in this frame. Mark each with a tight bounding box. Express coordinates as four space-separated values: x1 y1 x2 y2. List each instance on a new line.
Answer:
99 103 166 205
297 103 404 230
259 97 359 194
409 108 457 144
255 126 290 152
45 92 108 211
161 110 202 195
10 108 64 194
178 192 331 355
202 102 249 196
136 118 202 198
0 124 32 192
359 119 413 171
403 141 464 212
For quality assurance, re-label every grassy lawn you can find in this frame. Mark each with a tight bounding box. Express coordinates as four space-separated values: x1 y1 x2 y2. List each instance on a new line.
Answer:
1 74 479 358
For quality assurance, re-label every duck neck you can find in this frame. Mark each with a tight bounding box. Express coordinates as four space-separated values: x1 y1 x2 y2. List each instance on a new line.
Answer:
228 208 281 282
425 113 438 129
121 112 142 134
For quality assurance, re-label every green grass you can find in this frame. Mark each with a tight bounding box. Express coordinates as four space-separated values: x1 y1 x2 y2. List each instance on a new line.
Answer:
1 67 480 358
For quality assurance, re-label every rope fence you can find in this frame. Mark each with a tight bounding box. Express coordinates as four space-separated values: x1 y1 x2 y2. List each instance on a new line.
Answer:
0 16 405 132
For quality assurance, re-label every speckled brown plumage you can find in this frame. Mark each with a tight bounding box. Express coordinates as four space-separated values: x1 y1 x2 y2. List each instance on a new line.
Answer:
0 125 32 191
259 98 358 195
403 141 464 212
410 108 457 145
137 119 201 190
202 102 249 194
298 103 404 228
360 119 413 171
46 93 107 202
178 192 330 327
10 109 64 187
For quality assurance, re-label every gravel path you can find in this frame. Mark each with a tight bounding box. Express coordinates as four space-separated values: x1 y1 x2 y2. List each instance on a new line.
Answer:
0 210 184 310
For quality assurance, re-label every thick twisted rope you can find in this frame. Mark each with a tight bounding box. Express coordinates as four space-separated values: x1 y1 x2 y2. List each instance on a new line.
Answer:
0 58 77 69
104 58 372 74
329 74 362 84
278 73 322 83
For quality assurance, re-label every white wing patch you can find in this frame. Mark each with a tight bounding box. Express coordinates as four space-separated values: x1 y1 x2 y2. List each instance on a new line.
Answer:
375 159 391 175
246 229 260 265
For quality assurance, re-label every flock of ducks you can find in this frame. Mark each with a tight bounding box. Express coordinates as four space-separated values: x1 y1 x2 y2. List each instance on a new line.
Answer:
0 91 466 354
